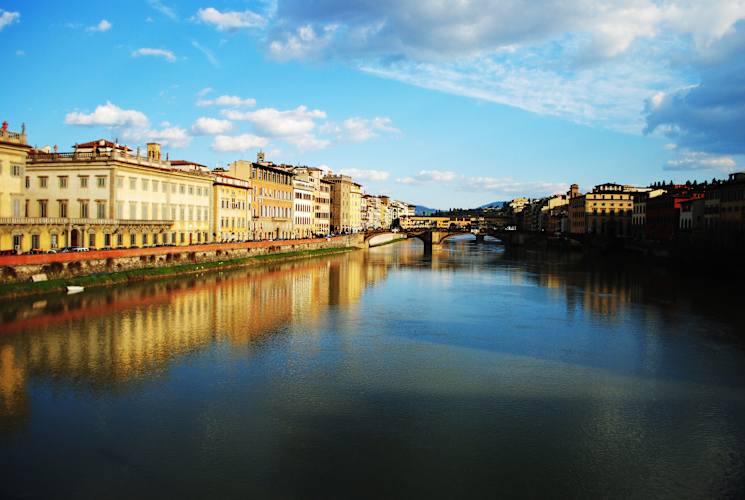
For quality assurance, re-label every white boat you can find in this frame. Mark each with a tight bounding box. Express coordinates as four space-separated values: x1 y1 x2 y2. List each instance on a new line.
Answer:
66 286 85 294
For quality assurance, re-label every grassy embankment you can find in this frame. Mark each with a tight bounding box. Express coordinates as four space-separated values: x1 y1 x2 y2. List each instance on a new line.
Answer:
0 246 357 298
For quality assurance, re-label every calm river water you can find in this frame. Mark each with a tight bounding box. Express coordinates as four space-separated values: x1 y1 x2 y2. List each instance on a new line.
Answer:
1 238 744 498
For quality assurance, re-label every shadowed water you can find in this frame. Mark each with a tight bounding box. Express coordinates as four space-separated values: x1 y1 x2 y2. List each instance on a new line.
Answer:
1 237 744 498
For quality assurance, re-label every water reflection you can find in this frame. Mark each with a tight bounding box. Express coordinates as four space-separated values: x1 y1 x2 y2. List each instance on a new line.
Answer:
1 239 744 498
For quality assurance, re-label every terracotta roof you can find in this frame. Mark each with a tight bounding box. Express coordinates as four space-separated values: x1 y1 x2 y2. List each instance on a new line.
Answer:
74 139 131 151
171 159 209 169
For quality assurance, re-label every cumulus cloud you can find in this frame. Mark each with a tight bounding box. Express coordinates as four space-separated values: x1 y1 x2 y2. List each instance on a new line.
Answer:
664 151 737 173
149 0 177 20
0 9 19 31
197 94 256 107
269 24 337 61
645 22 745 156
224 105 329 150
132 47 177 62
196 7 266 31
65 102 191 149
65 102 149 128
338 168 390 181
191 117 233 135
86 19 111 33
212 134 268 152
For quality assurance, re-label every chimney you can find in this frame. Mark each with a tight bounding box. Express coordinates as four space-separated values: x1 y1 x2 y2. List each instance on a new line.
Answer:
147 142 161 161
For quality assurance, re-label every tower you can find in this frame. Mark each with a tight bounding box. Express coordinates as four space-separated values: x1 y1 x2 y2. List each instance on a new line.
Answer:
147 143 161 161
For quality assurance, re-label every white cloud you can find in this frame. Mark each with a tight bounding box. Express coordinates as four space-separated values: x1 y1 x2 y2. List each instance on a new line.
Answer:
197 94 256 107
417 170 458 182
338 168 391 181
324 116 400 142
461 176 569 196
212 134 268 152
0 10 19 31
196 87 213 97
192 40 219 67
664 151 737 172
86 19 112 33
196 7 266 31
132 48 176 63
122 126 192 149
149 0 177 20
269 24 338 61
191 117 233 135
65 102 149 128
224 105 330 150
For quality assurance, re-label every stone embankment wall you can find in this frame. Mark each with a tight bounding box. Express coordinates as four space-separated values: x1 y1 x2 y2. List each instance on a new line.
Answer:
0 235 365 284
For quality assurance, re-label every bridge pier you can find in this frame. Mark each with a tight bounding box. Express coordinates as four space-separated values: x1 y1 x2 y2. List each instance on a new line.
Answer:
475 233 485 243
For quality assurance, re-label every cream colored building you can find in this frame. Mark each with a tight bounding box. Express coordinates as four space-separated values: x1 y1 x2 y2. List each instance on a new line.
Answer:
292 174 314 239
350 182 363 233
23 140 212 250
0 122 32 252
212 171 251 242
326 174 356 234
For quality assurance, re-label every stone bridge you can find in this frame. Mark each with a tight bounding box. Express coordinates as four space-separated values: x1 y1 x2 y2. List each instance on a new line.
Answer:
360 229 530 250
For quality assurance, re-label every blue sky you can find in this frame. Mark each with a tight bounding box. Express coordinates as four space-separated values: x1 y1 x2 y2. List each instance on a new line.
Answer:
1 1 743 208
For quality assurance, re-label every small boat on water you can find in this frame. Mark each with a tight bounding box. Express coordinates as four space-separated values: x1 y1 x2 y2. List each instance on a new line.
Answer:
66 285 85 294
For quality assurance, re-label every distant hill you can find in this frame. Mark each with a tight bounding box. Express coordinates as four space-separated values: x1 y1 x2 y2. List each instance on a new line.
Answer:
479 201 507 209
415 205 439 215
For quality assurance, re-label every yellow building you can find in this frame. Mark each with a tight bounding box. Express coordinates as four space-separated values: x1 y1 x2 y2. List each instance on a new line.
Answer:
569 183 640 237
229 156 294 240
22 140 212 250
211 171 251 242
0 122 32 252
326 174 364 233
290 166 330 236
399 216 450 230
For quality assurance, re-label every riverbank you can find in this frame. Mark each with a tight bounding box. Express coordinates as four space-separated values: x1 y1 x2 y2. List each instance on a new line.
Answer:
0 245 358 299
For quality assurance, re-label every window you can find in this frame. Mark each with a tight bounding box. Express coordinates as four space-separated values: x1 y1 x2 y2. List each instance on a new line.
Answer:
12 164 23 177
97 176 106 188
12 199 21 218
130 234 136 246
104 234 111 247
79 176 89 188
12 234 22 251
180 184 186 194
116 176 124 188
130 177 137 190
89 233 96 248
39 176 48 188
96 201 106 219
142 233 148 245
38 200 48 217
31 234 40 250
25 176 30 188
129 201 137 219
79 200 89 218
116 201 124 219
142 179 149 191
59 176 68 188
117 234 123 247
50 233 58 249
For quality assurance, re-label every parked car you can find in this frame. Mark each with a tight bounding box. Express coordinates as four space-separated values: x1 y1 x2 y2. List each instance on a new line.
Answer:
72 247 90 252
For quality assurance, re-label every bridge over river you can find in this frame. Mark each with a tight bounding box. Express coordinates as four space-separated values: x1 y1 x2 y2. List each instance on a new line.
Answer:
361 229 535 250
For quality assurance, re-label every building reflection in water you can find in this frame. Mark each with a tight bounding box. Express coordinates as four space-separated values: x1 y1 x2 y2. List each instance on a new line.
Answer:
0 250 389 429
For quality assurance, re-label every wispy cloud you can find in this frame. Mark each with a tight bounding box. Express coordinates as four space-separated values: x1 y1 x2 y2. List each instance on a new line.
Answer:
132 48 177 63
322 117 400 142
197 95 255 107
397 169 566 198
149 0 177 20
192 40 219 67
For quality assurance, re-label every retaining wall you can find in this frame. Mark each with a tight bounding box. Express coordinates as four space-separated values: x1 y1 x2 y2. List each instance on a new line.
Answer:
0 235 365 284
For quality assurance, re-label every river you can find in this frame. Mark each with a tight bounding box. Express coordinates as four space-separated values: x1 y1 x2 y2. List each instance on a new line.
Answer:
1 237 744 498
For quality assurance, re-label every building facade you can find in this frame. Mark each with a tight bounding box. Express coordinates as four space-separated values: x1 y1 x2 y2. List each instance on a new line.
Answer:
0 122 32 252
211 172 251 242
292 174 314 239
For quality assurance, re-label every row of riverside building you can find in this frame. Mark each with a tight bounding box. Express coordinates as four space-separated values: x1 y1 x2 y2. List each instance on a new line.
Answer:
395 177 745 251
504 178 745 249
0 122 414 254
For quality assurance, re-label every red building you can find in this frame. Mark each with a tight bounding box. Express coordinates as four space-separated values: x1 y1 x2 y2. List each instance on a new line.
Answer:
645 186 704 241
